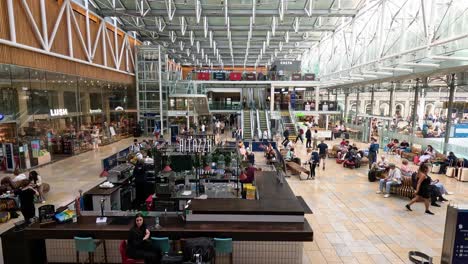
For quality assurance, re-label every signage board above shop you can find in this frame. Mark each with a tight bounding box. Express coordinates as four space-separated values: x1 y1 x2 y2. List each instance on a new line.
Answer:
89 109 102 114
50 109 68 117
272 59 302 72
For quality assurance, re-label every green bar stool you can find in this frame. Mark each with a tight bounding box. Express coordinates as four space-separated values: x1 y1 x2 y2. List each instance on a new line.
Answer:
74 236 108 264
151 237 170 254
214 238 233 264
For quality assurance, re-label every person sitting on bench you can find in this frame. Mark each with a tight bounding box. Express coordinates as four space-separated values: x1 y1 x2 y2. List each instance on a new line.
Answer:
285 148 301 165
376 163 401 198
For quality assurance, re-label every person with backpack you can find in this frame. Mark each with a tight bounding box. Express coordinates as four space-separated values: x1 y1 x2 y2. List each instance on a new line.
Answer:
305 128 312 148
368 138 379 169
130 139 142 153
295 126 304 144
309 150 320 180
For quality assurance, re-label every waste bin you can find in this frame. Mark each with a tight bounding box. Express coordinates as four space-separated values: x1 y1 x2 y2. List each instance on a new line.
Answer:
408 251 432 264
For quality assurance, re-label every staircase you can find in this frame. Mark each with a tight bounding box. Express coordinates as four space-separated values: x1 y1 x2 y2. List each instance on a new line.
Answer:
281 111 297 141
243 110 252 139
259 111 268 138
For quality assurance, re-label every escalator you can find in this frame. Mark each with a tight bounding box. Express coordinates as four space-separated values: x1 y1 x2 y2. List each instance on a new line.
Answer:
243 110 252 139
281 111 297 141
258 111 268 138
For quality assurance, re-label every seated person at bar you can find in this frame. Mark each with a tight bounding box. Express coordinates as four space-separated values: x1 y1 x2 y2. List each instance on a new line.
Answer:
127 213 161 264
12 169 28 183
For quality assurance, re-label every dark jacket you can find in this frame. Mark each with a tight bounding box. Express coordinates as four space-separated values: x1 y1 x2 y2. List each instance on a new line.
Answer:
283 130 289 138
305 129 311 140
127 225 149 258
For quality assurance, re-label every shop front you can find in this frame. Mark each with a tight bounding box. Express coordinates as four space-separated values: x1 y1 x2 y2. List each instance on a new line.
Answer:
0 64 137 172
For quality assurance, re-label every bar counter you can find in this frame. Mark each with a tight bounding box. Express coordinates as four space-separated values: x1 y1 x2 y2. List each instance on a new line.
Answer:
3 171 313 264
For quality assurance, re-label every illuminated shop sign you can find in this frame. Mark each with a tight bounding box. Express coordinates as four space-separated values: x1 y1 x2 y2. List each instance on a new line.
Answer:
50 109 68 117
90 109 102 114
0 114 4 121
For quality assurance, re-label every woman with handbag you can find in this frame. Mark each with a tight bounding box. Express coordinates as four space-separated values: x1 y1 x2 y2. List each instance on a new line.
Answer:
308 151 320 180
405 164 435 215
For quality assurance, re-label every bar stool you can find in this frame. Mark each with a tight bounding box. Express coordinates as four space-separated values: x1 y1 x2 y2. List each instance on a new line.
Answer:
214 238 233 264
74 236 108 264
151 237 170 254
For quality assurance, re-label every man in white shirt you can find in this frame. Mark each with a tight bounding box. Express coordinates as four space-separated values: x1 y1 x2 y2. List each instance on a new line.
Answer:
312 130 319 150
376 163 402 197
215 121 221 134
201 124 206 133
130 139 141 153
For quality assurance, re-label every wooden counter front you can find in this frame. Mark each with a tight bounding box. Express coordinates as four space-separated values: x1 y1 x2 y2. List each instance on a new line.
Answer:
25 215 313 242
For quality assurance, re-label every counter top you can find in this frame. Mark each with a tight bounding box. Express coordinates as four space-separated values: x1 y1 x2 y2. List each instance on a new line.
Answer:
25 215 313 241
190 171 304 215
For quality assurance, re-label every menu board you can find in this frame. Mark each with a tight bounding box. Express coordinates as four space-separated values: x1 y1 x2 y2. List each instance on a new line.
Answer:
453 210 468 263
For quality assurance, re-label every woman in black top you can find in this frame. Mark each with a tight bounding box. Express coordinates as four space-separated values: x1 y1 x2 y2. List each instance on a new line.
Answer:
127 213 160 264
405 164 434 215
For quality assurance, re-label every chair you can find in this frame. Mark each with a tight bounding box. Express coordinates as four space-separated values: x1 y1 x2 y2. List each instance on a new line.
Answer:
151 237 170 254
119 240 144 264
214 238 233 264
74 236 107 264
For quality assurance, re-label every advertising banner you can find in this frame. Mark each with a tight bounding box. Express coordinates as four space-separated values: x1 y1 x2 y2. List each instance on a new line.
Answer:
31 139 41 158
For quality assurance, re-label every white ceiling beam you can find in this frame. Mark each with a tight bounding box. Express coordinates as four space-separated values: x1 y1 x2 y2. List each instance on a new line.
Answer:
402 62 440 68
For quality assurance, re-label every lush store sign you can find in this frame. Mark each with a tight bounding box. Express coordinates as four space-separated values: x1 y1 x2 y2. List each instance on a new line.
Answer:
50 109 68 117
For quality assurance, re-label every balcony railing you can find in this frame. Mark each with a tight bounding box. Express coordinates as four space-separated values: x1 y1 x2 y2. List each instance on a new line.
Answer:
209 101 242 111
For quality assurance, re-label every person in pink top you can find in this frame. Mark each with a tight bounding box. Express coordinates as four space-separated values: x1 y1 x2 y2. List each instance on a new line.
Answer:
400 159 413 177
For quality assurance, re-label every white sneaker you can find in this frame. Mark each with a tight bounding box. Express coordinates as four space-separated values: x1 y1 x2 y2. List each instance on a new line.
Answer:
41 200 46 204
376 191 382 194
447 192 454 195
384 194 390 198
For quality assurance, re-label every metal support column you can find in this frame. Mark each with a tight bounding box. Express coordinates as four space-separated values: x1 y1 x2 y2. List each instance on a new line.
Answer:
388 82 395 130
443 74 456 154
355 87 360 125
344 92 349 123
315 86 320 111
370 85 375 115
270 84 275 112
411 79 420 138
158 45 164 135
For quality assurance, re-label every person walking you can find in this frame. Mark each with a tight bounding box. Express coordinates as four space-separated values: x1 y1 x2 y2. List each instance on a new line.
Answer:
305 128 312 148
309 150 320 180
405 164 435 215
295 126 304 144
312 129 319 150
368 137 379 169
317 140 328 170
282 128 290 146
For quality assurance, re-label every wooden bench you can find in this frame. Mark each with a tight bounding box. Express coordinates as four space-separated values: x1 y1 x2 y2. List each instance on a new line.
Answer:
286 162 310 175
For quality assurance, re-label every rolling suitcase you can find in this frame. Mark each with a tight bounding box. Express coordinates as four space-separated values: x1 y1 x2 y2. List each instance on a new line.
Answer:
431 164 441 174
446 167 455 177
457 168 468 182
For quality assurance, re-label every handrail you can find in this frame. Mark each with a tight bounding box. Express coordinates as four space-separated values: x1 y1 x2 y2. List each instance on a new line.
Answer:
265 110 272 139
241 110 244 139
250 109 255 140
256 109 262 139
288 103 298 135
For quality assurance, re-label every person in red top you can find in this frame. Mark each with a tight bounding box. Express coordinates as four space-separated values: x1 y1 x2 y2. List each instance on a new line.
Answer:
241 165 256 184
340 139 347 146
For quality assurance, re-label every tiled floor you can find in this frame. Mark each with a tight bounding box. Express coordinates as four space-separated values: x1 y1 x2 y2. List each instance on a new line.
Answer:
284 138 468 264
2 135 467 263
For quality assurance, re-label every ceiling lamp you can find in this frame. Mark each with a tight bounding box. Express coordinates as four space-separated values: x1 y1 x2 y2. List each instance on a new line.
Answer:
180 17 187 36
279 0 284 21
252 0 256 24
190 31 194 46
196 0 202 24
271 17 276 36
293 17 299 33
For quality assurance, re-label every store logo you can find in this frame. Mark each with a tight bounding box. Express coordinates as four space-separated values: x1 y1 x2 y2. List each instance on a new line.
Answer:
50 109 68 117
0 114 4 121
90 109 102 114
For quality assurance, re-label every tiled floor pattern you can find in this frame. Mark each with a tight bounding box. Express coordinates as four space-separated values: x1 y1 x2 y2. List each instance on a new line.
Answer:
280 138 468 264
